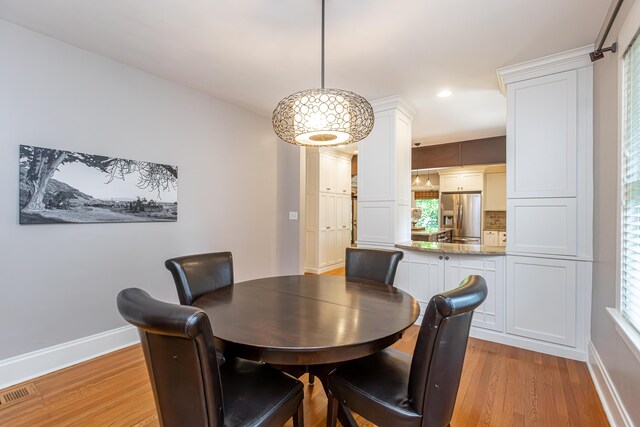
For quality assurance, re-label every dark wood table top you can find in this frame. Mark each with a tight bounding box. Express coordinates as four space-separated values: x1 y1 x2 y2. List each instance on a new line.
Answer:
193 274 420 365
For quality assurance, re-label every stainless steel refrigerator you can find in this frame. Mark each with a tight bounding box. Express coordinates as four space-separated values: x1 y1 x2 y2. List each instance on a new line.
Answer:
441 192 482 244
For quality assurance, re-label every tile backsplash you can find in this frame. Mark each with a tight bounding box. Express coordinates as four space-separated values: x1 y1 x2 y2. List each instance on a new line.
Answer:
484 211 506 230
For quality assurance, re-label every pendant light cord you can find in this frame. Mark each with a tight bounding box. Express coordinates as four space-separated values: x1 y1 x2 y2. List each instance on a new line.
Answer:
321 0 325 89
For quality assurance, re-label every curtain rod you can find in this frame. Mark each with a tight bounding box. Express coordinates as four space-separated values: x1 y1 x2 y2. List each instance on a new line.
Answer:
590 0 624 61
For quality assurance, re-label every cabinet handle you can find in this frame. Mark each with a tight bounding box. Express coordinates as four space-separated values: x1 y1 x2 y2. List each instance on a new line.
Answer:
439 255 443 260
326 187 331 190
445 256 449 261
326 226 330 229
343 190 346 192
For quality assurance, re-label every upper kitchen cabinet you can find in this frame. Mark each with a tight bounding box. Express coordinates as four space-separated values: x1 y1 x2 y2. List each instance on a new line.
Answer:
506 70 578 198
439 172 483 192
485 172 506 210
498 46 593 259
411 136 506 170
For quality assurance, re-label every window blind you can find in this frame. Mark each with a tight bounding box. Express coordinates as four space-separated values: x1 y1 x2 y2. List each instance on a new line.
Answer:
414 191 439 200
621 34 640 334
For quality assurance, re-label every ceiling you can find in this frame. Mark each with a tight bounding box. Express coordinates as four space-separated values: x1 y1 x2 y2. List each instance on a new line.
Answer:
0 0 610 144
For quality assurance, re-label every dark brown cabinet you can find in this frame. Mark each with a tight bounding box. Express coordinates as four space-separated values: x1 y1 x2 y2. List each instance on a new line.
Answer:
411 136 505 170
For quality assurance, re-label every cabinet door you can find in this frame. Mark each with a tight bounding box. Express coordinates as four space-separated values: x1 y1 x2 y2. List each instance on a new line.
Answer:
319 153 336 192
485 172 506 211
404 251 445 324
337 158 351 194
439 175 460 192
506 256 576 346
460 173 483 191
319 230 329 267
336 228 351 263
444 255 504 332
338 195 351 228
320 194 337 230
507 198 576 256
325 229 338 265
507 70 578 198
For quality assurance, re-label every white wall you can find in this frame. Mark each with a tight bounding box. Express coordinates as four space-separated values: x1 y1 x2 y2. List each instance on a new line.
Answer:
0 20 299 360
592 0 640 424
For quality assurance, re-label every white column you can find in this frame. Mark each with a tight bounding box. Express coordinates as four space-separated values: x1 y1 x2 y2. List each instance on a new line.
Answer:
357 96 416 249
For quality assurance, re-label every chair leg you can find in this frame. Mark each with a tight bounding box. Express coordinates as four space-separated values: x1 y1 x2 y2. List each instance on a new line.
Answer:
293 401 304 427
326 392 339 427
308 373 315 385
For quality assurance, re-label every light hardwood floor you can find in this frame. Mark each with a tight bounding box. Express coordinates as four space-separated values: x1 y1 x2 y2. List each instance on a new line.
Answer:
0 268 608 427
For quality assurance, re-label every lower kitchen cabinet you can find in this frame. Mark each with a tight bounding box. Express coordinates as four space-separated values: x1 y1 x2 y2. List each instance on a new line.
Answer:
394 247 591 360
395 250 504 332
506 255 576 346
445 255 504 332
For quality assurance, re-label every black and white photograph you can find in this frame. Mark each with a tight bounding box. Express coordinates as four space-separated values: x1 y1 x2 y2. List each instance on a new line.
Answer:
19 145 178 224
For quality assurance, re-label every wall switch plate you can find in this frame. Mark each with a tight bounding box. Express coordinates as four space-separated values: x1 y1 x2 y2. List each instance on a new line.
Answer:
289 211 299 220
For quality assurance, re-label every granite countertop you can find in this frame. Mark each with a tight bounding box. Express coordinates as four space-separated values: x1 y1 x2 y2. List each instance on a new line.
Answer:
410 228 452 236
395 240 506 255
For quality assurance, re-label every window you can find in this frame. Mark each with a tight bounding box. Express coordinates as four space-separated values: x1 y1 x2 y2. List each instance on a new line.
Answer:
414 191 439 229
621 35 640 334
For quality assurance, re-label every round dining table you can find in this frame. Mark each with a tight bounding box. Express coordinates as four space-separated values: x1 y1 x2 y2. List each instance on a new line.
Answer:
192 274 420 365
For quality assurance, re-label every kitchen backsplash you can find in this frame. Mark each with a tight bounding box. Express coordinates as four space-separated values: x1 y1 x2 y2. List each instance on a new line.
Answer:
484 211 506 230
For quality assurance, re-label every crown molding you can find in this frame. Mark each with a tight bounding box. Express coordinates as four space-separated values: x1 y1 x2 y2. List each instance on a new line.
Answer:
371 95 417 120
496 45 594 95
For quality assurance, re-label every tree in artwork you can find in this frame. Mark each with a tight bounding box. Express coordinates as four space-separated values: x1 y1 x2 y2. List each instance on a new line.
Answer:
19 145 178 224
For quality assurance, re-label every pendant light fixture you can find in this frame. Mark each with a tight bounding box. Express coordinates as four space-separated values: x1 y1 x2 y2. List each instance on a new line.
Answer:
412 170 423 187
272 0 374 146
426 170 433 188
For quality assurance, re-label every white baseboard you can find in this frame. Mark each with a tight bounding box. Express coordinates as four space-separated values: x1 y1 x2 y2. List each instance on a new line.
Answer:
587 341 634 427
0 325 140 390
468 327 588 361
304 262 345 274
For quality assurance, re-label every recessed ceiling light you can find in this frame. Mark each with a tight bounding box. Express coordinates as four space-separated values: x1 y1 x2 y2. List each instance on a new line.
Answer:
437 90 453 98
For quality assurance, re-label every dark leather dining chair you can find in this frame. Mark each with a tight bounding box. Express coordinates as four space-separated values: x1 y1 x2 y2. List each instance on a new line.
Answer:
117 288 304 427
345 247 404 286
325 275 488 427
165 251 234 305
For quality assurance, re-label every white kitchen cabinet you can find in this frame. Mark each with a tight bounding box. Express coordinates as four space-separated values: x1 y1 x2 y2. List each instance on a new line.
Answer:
445 255 505 332
483 231 498 246
439 172 483 192
336 158 352 195
500 55 592 259
506 71 577 199
495 46 594 361
485 172 506 211
319 152 337 193
507 198 577 256
305 149 353 273
439 175 460 192
399 250 503 332
506 256 576 346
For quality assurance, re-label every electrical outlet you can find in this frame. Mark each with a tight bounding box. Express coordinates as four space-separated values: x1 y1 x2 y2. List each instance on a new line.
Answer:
289 211 299 220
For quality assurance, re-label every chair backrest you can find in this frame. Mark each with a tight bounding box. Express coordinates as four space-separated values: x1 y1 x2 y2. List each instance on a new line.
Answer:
408 275 488 427
345 247 404 286
117 288 224 427
165 252 234 305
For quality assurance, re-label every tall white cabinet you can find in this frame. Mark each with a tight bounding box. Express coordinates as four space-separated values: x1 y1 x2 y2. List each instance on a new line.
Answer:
306 148 353 274
497 46 593 360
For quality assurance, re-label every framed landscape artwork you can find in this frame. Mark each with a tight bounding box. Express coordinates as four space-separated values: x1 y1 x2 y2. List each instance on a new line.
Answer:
19 145 178 224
